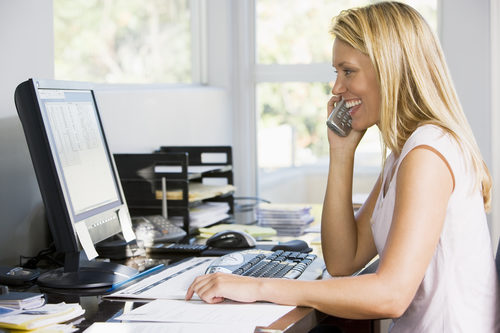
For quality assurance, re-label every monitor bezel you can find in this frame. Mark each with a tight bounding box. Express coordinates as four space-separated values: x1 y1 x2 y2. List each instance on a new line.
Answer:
15 78 132 254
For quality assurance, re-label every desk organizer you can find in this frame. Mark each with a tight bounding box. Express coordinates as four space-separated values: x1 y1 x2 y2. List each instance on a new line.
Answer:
113 146 234 233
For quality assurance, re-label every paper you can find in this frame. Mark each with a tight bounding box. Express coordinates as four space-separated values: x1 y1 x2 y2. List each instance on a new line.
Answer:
107 257 215 300
0 291 45 310
0 307 21 317
0 303 84 330
155 165 229 174
257 203 314 236
74 222 98 260
118 208 136 242
155 183 235 202
84 322 256 333
304 225 321 233
170 202 231 228
198 223 277 238
117 299 294 327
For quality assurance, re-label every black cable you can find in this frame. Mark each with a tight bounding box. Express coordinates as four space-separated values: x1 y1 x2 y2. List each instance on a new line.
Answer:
19 243 62 269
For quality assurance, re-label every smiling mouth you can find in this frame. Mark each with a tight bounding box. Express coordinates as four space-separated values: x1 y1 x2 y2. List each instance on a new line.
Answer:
345 99 362 108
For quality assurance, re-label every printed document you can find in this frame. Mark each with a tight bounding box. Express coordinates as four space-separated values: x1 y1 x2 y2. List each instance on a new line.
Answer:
106 257 215 300
117 299 294 327
84 321 257 333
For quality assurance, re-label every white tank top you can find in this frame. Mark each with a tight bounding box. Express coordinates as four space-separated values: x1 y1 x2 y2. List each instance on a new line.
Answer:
370 125 500 332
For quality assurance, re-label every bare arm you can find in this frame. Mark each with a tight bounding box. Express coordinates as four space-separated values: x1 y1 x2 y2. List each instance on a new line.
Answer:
187 146 453 319
320 95 379 275
321 150 380 276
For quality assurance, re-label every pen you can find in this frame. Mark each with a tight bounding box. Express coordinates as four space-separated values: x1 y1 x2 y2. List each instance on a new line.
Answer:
106 263 165 292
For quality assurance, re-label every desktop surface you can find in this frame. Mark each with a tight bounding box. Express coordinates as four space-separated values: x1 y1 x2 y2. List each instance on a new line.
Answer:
10 254 328 333
11 252 376 333
6 204 377 332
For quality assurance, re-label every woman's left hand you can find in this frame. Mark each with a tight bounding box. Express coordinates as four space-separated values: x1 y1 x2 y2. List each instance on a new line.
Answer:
185 273 261 304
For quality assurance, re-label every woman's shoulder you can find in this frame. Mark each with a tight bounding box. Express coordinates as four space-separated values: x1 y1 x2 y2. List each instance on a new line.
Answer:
409 124 450 142
399 124 463 167
403 124 456 152
400 124 467 174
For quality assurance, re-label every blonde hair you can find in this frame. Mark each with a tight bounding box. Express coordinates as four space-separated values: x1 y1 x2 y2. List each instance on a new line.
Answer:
329 1 492 210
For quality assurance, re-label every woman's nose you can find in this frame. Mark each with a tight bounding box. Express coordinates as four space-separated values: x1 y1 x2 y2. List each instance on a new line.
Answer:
331 78 345 96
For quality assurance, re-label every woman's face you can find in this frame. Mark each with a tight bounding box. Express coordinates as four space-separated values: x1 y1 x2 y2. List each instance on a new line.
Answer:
331 39 381 131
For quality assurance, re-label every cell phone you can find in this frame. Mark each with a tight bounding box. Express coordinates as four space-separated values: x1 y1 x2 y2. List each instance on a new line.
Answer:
326 99 352 137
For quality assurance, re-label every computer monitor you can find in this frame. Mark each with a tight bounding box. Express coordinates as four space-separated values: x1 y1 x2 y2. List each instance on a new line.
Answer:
14 78 137 289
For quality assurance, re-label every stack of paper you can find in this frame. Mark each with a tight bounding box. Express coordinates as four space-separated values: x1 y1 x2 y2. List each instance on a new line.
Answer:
197 223 277 239
115 299 294 332
156 183 235 202
0 302 84 331
256 203 314 236
171 202 231 228
84 322 257 333
0 291 45 310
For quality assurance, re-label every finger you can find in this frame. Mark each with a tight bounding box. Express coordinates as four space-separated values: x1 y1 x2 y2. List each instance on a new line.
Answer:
327 95 341 114
185 288 193 300
185 274 212 300
195 276 221 303
195 273 234 304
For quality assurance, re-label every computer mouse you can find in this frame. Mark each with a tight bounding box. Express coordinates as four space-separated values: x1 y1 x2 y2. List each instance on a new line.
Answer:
271 239 312 253
206 230 257 249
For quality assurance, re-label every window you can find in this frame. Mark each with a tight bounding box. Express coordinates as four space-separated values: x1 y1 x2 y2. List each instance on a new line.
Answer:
256 0 438 203
54 0 194 84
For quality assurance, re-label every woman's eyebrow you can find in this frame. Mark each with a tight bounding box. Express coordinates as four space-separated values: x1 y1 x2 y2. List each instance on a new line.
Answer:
336 61 356 67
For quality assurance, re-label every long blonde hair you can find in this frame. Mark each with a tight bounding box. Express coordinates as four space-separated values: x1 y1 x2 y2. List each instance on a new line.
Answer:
330 1 492 210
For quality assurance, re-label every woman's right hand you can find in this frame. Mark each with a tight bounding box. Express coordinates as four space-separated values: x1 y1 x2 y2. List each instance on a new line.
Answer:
326 95 365 153
186 272 261 304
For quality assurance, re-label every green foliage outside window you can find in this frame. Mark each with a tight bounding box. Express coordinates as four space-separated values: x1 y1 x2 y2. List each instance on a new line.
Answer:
54 0 191 83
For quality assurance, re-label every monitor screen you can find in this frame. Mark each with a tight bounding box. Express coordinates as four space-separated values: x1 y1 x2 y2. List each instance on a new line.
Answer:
15 78 136 289
38 88 121 221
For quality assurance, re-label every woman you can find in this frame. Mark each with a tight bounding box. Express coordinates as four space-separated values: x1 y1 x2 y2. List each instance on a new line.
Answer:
186 2 500 331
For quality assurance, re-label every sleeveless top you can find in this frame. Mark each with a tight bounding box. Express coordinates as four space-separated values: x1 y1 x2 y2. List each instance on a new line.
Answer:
370 125 500 332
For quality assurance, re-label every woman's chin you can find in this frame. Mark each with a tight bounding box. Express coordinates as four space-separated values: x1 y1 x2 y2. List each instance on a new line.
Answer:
351 121 376 132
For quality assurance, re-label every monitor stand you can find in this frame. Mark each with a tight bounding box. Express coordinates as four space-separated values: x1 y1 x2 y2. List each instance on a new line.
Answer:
36 251 137 289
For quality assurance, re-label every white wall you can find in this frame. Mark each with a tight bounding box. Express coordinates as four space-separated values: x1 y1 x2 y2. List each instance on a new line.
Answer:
0 1 54 118
492 0 500 250
0 0 54 265
440 0 491 167
95 86 231 153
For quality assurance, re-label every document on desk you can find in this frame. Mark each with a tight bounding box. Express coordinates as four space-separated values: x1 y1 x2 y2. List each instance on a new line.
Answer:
106 257 215 300
116 299 295 327
84 321 257 333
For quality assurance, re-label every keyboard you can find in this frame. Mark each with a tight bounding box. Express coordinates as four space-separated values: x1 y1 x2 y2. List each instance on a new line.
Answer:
132 215 187 244
206 249 324 280
147 243 208 255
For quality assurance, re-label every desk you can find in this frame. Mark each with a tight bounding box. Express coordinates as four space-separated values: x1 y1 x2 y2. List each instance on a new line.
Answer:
40 286 376 333
12 206 379 333
11 254 379 333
